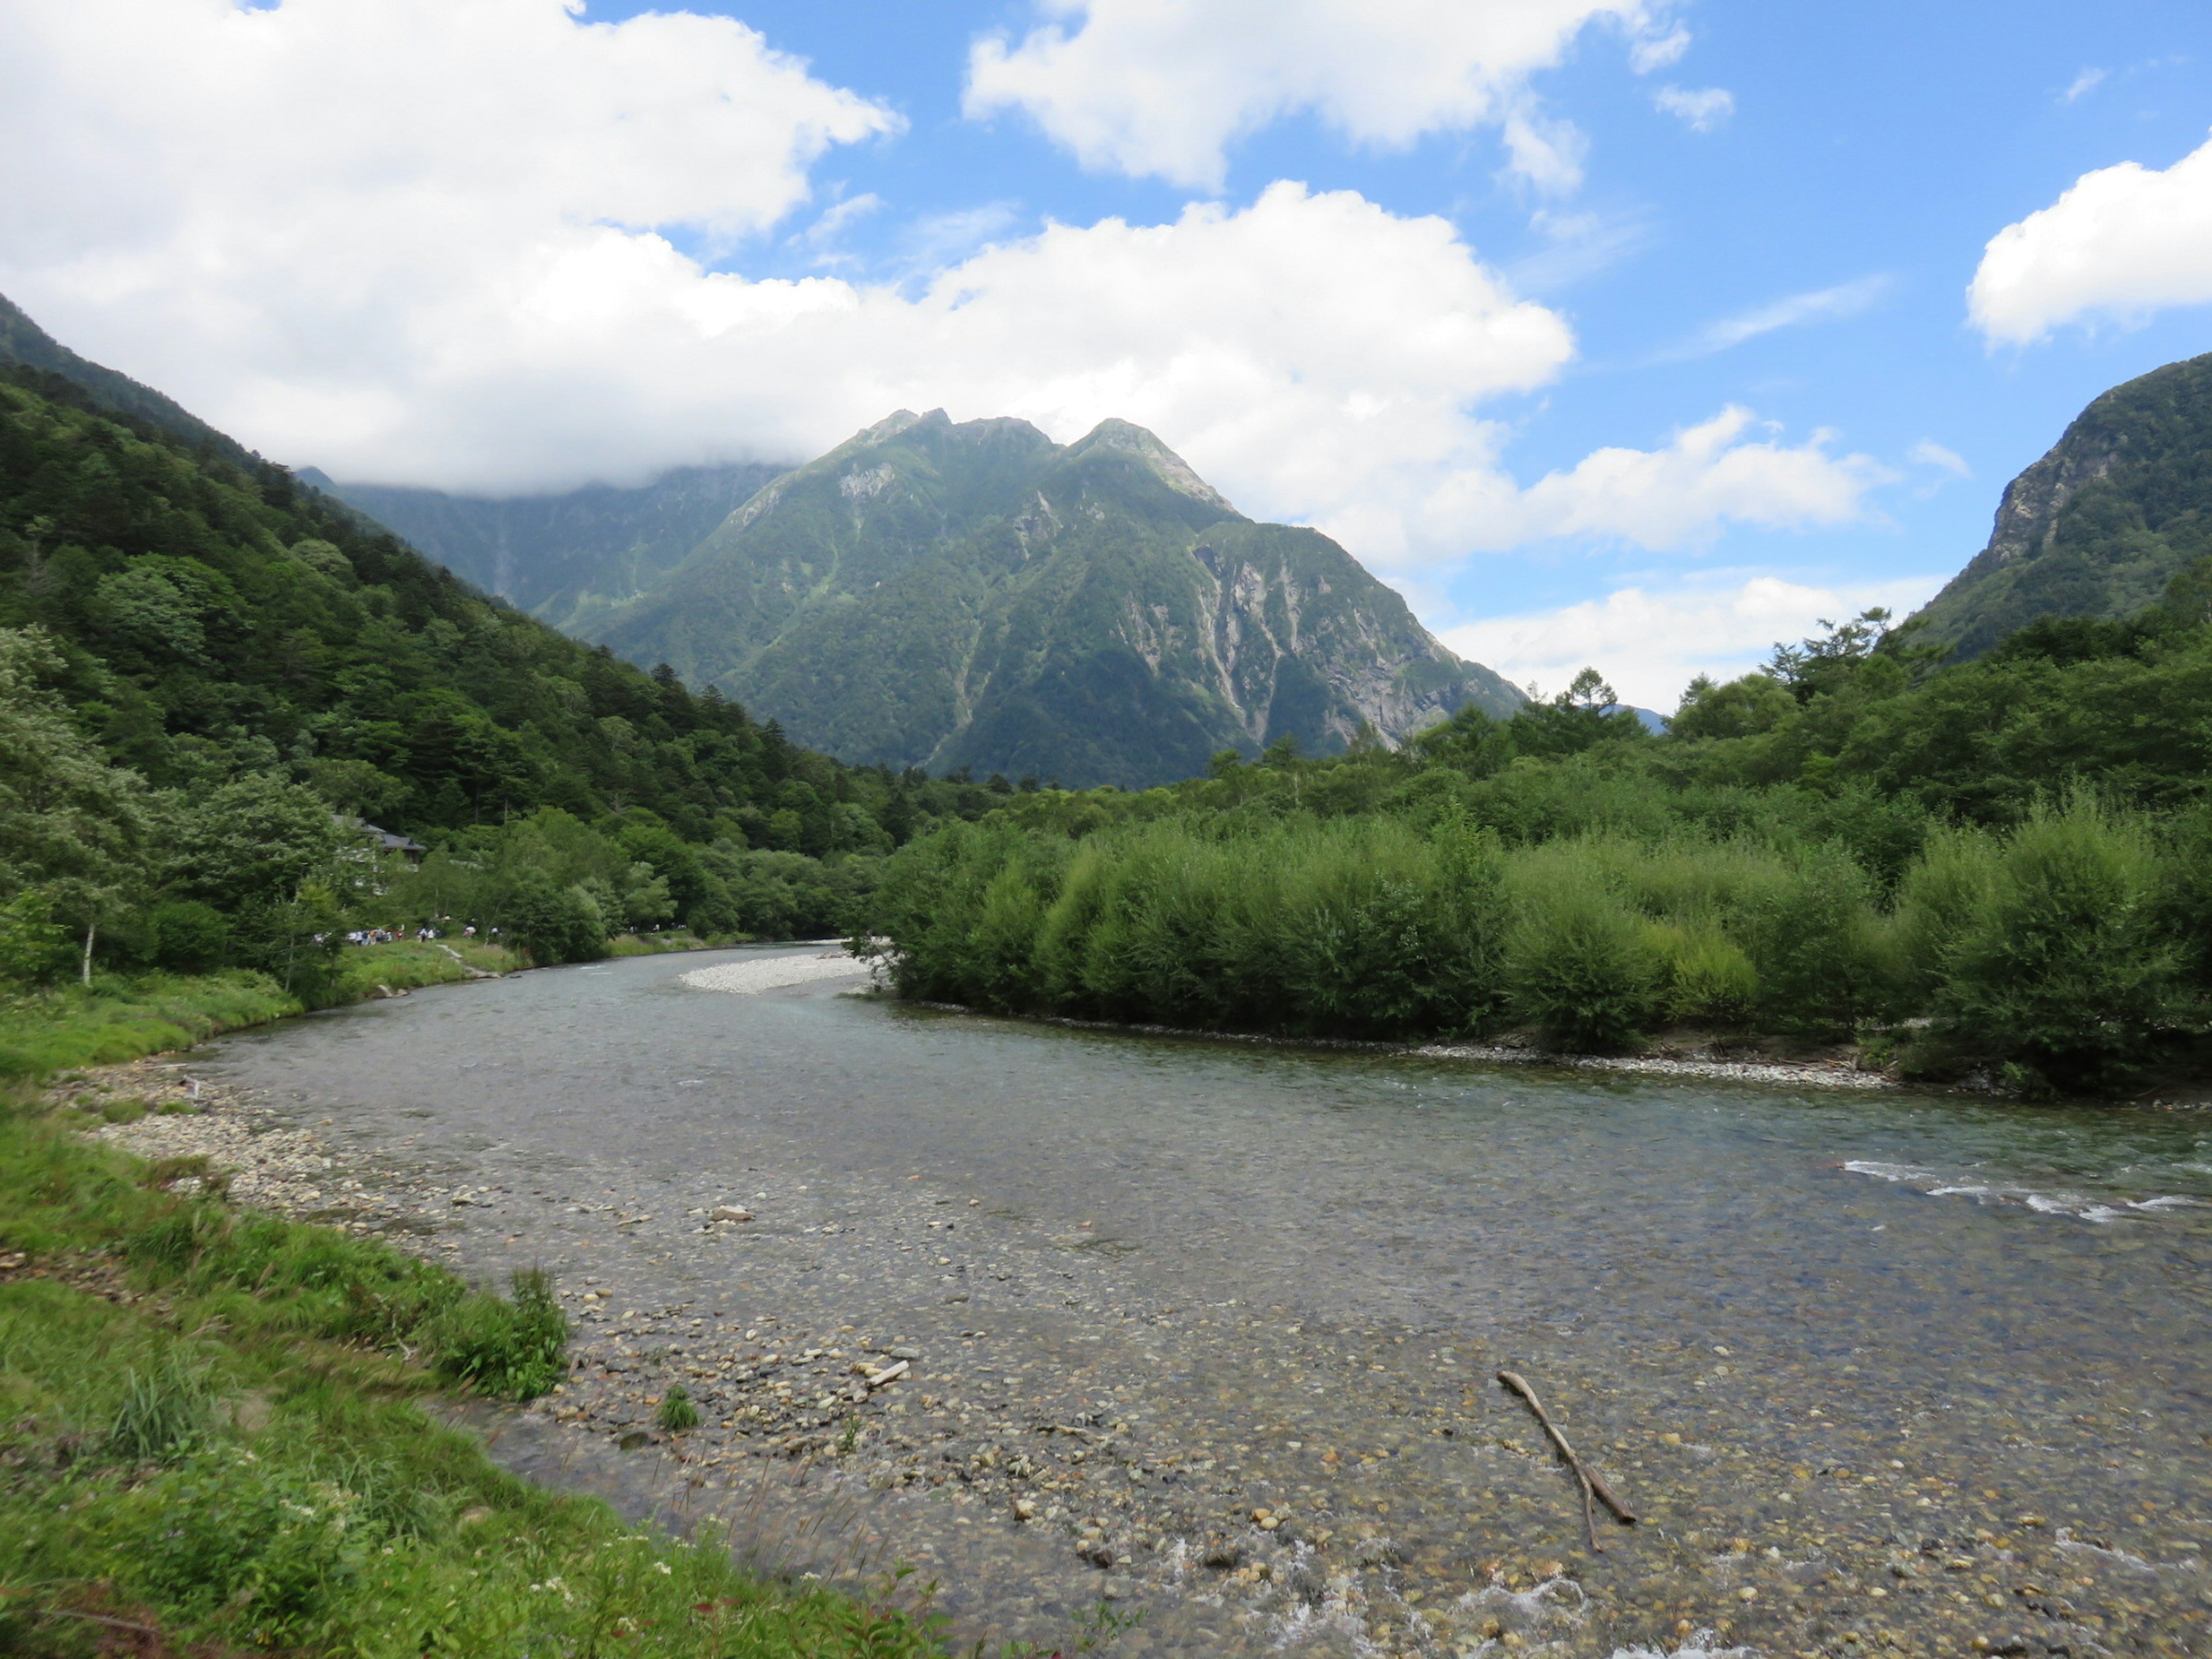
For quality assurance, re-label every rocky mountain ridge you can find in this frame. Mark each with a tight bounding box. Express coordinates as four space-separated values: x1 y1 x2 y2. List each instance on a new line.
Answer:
596 408 1520 786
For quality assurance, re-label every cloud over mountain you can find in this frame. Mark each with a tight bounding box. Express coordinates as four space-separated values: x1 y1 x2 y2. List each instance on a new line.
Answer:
0 0 1883 582
1969 132 2212 344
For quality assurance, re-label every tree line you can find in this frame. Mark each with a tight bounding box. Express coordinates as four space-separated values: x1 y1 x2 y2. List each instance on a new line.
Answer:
870 584 2212 1096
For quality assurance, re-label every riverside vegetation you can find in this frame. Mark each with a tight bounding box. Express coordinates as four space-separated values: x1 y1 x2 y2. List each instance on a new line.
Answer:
0 1084 947 1657
870 589 2212 1096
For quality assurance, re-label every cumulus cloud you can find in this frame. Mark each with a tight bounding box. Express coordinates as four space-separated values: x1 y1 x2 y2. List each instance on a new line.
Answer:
964 0 1666 190
1653 85 1733 131
0 0 1884 577
1449 408 1891 555
1969 132 2212 343
1438 572 1944 711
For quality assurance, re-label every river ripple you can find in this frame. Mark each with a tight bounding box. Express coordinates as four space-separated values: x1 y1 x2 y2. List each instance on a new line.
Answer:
202 948 2212 1658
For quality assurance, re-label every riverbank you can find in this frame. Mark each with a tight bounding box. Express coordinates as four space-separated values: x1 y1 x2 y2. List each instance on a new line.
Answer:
168 956 2212 1658
0 931 784 1082
0 995 950 1655
906 999 1903 1093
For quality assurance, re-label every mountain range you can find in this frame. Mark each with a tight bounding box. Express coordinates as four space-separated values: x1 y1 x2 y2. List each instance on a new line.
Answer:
324 411 1524 787
14 286 2212 778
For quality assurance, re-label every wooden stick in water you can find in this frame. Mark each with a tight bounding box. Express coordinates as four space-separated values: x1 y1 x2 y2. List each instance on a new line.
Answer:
1498 1370 1638 1531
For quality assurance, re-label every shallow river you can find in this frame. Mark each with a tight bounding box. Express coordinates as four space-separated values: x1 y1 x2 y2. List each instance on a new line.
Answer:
202 948 2212 1658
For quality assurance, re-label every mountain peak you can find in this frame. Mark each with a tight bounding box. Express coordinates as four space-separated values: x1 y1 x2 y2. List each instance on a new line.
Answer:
1067 417 1236 512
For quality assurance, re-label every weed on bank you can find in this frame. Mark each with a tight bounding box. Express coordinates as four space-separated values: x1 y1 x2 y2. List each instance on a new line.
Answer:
0 1100 946 1657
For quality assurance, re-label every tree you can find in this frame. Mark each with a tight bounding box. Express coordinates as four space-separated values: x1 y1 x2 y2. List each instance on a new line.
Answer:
0 626 150 980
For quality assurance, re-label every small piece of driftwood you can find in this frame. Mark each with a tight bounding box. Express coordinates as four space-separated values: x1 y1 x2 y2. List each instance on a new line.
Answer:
1498 1370 1636 1550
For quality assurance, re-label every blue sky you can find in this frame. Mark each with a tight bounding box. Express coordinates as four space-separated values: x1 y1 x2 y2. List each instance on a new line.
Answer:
6 1 2212 704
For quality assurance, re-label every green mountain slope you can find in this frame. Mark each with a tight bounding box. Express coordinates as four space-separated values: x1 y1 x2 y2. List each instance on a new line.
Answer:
0 293 258 471
0 295 1009 889
1910 351 2212 657
315 462 789 635
600 410 1521 787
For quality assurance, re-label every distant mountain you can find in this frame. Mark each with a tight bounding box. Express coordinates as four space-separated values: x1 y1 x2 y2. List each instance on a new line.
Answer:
597 410 1522 787
315 463 789 635
1910 351 2212 658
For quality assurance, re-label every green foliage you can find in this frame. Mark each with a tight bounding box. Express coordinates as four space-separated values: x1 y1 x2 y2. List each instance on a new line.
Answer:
500 873 608 966
105 1349 215 1463
1931 797 2192 1089
423 1268 570 1400
0 888 70 984
0 972 297 1078
1502 860 1661 1052
656 1384 702 1433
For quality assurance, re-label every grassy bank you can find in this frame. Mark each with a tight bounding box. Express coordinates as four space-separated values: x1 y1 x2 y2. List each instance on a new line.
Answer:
0 941 524 1080
0 1092 947 1658
873 797 2206 1093
0 973 302 1080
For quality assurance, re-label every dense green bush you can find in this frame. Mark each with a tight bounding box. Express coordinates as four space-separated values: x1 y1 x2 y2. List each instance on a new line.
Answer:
1933 798 2190 1089
871 793 2206 1086
1503 861 1660 1051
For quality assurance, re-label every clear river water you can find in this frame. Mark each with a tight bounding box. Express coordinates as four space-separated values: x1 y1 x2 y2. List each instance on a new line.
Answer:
198 946 2212 1659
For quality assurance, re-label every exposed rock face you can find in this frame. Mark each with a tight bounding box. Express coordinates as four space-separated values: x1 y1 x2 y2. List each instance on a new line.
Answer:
596 410 1521 787
1908 352 2212 658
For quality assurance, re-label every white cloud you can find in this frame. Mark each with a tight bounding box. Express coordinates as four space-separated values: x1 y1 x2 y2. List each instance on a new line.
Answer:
1664 274 1891 358
1448 407 1891 555
1969 132 2212 343
791 194 885 264
2061 67 2106 104
1908 440 1969 477
1653 84 1733 131
964 0 1666 190
0 0 1883 581
1438 572 1945 711
1628 25 1691 73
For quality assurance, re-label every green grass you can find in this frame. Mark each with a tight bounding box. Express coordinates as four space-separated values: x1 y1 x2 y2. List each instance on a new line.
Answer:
605 930 737 957
0 972 300 1078
329 939 521 1001
0 1099 950 1658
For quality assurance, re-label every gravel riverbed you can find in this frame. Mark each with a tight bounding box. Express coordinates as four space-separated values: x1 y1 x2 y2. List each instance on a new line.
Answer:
54 956 2212 1659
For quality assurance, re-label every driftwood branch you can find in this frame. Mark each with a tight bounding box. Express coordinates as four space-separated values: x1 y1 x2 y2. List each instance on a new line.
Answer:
1498 1370 1636 1548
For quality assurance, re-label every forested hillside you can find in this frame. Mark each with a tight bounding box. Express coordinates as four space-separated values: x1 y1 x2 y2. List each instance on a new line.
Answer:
871 594 2212 1095
0 309 1009 995
1908 350 2212 657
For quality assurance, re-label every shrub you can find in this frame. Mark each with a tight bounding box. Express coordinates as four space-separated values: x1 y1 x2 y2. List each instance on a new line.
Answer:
0 888 71 984
1505 865 1661 1051
1745 849 1902 1035
1891 825 2001 998
656 1385 701 1433
1933 797 2193 1089
502 875 607 965
147 899 233 973
423 1267 570 1400
1654 925 1760 1027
